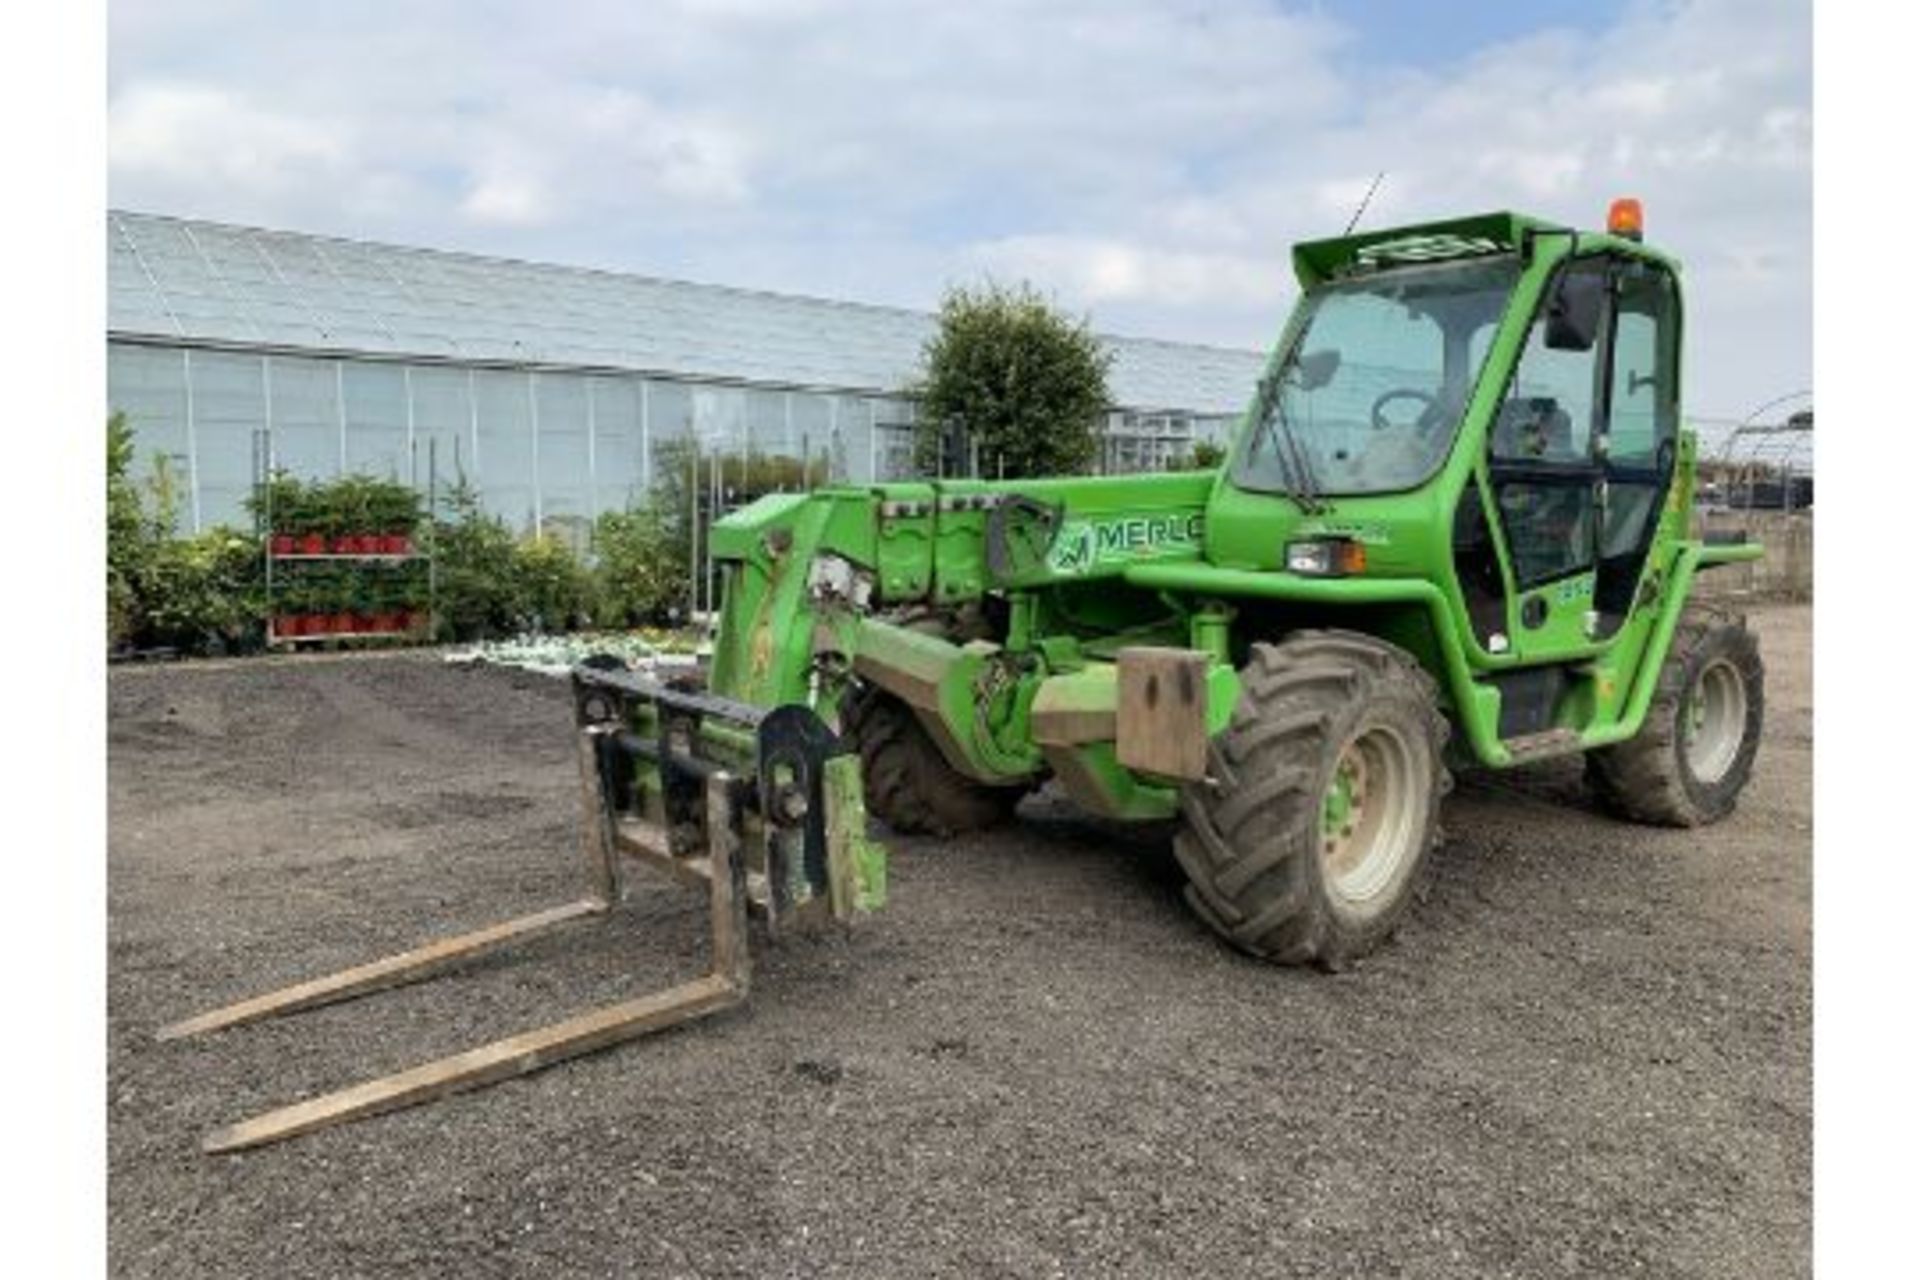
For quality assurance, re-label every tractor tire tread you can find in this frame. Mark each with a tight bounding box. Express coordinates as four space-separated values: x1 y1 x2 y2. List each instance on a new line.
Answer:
845 687 1023 837
1177 629 1448 969
1586 605 1763 827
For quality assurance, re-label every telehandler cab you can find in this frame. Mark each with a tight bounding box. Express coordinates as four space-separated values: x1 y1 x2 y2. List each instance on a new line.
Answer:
167 201 1764 1150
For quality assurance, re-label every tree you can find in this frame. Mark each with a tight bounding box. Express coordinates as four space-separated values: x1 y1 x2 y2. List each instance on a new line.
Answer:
1170 439 1227 471
431 477 522 639
107 413 145 645
912 281 1111 479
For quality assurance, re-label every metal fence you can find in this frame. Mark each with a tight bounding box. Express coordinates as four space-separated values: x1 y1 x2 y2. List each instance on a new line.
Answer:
1694 508 1813 602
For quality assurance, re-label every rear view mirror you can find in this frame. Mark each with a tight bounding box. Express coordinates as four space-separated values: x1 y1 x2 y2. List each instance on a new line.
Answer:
1293 348 1341 391
1545 268 1606 351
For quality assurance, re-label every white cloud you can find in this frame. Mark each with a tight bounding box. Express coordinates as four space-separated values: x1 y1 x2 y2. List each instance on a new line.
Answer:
108 82 347 193
452 90 749 230
959 0 1812 413
106 0 1809 416
460 171 553 227
569 88 752 206
973 235 1287 310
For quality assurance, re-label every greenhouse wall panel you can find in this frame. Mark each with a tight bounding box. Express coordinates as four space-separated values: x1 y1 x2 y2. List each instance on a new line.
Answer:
107 210 1269 537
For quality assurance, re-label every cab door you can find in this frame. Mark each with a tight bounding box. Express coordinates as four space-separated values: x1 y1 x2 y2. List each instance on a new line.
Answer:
1590 260 1681 638
1483 255 1611 663
1452 252 1682 742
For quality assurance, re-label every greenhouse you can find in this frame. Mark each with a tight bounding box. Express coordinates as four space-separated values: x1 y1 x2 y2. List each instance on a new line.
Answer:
107 210 1268 536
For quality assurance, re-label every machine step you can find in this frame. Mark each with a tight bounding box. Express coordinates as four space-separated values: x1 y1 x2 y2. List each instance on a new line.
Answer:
1501 728 1583 762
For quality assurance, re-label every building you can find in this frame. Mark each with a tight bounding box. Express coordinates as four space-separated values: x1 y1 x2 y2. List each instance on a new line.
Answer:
107 211 1269 535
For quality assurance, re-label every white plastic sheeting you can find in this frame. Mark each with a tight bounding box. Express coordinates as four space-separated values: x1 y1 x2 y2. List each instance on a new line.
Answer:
443 631 703 679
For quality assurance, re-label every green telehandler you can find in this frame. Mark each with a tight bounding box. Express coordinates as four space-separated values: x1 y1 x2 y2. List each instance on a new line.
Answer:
167 201 1765 1150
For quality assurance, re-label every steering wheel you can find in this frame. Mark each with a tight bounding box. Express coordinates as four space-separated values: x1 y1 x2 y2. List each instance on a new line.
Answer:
1370 388 1441 433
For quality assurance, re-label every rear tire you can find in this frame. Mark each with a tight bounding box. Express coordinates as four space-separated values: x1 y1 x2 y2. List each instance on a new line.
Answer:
1587 606 1764 826
1174 631 1449 969
843 687 1023 836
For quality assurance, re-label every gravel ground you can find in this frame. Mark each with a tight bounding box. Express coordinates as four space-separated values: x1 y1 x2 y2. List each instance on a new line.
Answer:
108 605 1811 1279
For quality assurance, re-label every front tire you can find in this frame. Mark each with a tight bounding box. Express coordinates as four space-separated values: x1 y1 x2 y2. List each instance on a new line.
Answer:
843 687 1024 837
1587 606 1764 826
1174 632 1449 969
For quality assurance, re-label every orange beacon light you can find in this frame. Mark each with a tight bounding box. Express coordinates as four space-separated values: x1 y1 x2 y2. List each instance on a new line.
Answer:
1607 197 1645 241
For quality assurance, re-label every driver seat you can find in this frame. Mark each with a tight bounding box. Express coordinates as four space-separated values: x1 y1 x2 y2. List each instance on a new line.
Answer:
1490 397 1592 581
1491 396 1576 460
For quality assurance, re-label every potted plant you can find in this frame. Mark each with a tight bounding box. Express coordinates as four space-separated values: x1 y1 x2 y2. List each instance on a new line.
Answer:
356 477 388 554
274 476 303 556
282 480 325 555
297 483 329 554
275 572 308 637
322 561 351 633
317 476 348 555
248 472 305 556
372 564 407 637
301 564 336 636
321 562 351 632
346 563 376 634
364 481 418 555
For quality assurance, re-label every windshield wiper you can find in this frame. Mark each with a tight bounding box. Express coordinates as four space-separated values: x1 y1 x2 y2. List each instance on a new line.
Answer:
1277 400 1330 514
1251 374 1328 514
1248 372 1306 513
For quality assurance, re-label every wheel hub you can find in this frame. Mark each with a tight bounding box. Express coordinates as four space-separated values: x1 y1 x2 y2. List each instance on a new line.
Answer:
1682 657 1747 784
1319 725 1421 906
1321 751 1365 855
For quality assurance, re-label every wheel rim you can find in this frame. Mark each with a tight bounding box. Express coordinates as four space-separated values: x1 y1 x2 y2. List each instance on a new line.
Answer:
1320 724 1423 907
1683 657 1748 784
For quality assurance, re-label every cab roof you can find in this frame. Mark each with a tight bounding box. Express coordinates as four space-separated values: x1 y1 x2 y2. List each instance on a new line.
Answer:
1291 210 1677 287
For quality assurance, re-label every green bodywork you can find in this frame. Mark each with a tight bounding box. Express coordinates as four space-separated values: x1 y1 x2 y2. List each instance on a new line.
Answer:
692 210 1760 831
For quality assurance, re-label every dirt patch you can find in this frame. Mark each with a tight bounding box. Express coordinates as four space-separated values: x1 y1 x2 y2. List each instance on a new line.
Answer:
109 607 1811 1278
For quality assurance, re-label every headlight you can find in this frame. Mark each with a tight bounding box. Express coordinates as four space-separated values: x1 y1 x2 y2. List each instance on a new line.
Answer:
1285 538 1368 577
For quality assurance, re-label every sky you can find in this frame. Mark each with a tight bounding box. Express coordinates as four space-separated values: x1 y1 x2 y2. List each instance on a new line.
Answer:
107 0 1810 422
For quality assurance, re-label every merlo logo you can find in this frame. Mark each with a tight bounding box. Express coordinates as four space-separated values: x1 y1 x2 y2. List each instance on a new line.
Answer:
1047 512 1204 574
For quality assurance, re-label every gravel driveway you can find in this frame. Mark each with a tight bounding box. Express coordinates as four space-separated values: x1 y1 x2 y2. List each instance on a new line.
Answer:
108 605 1811 1278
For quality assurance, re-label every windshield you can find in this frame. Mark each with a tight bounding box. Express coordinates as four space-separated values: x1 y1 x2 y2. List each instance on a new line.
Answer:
1233 256 1521 497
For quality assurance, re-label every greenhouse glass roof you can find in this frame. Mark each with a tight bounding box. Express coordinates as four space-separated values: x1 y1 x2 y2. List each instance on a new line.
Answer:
108 210 1269 415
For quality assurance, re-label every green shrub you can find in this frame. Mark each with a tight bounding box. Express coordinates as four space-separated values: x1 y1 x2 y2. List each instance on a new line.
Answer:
1166 439 1227 470
591 505 689 627
637 440 821 621
140 527 265 654
360 560 427 617
431 479 522 640
107 413 149 646
512 533 593 633
109 414 264 654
